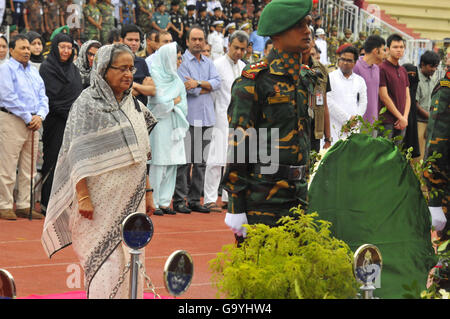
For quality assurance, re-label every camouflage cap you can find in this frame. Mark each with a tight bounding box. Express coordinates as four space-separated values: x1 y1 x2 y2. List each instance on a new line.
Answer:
359 31 367 37
344 28 352 35
257 0 312 36
331 25 338 32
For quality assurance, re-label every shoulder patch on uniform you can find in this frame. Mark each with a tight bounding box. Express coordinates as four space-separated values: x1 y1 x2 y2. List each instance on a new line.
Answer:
440 80 450 88
241 61 268 80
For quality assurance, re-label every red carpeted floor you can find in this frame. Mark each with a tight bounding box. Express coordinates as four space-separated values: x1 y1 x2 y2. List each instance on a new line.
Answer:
0 199 233 299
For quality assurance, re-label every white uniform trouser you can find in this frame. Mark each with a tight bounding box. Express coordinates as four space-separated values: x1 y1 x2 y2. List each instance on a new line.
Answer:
149 164 177 208
0 112 39 210
204 164 228 205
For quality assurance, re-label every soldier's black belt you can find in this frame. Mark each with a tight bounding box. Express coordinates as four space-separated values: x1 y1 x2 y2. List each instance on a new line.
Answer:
252 163 307 181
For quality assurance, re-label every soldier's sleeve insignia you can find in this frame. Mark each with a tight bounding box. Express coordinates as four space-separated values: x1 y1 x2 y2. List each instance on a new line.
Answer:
242 70 256 79
241 61 268 80
440 80 450 88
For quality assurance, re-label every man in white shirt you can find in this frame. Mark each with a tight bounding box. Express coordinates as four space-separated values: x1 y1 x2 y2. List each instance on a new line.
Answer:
203 30 248 212
326 45 367 147
314 28 328 66
207 20 225 60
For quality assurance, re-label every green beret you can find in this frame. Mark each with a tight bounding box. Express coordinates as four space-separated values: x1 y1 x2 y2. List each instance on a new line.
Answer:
50 25 70 41
257 0 312 36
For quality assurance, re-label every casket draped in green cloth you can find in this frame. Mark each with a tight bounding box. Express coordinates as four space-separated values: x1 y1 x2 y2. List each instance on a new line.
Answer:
307 134 437 299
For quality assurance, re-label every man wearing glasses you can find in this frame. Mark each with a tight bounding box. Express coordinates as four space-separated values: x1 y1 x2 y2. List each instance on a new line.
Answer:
326 45 367 147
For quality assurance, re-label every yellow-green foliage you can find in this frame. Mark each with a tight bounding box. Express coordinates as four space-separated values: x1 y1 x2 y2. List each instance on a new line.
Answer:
209 207 358 299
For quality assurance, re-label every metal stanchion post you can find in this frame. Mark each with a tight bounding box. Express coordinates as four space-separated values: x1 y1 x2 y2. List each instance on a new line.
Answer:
129 249 141 299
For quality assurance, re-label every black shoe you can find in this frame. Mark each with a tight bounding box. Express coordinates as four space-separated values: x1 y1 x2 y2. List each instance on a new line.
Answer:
174 204 191 214
154 209 164 216
161 207 176 215
188 203 210 213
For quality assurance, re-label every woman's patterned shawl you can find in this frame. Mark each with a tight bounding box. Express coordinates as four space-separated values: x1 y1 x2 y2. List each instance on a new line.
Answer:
41 44 157 258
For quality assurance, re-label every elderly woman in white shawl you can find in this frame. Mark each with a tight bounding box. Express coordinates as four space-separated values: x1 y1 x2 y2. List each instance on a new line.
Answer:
147 42 189 216
41 43 157 299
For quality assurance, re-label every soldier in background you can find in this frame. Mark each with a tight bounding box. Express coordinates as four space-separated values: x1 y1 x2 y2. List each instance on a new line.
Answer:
98 0 115 44
83 0 102 41
353 31 367 52
424 55 449 289
327 25 339 66
137 0 154 36
181 4 196 49
24 0 44 34
120 0 136 25
339 28 353 46
222 0 319 238
196 6 209 37
168 0 183 46
59 1 81 43
43 0 61 42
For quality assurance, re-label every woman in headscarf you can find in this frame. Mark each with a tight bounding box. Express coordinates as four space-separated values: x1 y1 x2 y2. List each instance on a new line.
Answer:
147 42 189 216
26 31 45 70
74 39 101 88
38 33 83 214
41 43 157 299
0 34 7 65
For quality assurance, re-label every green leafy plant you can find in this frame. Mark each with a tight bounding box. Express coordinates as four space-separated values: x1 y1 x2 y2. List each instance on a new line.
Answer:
419 238 449 299
209 206 358 299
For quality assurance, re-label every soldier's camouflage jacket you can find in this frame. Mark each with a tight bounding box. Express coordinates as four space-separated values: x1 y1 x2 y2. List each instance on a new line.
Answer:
424 72 449 234
221 48 318 226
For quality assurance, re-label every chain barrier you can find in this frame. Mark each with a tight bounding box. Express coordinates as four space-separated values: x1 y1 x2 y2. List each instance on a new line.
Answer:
138 260 161 299
109 261 131 299
108 258 162 299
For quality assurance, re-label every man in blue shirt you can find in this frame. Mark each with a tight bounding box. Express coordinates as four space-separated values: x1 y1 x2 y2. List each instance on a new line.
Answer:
174 25 221 214
0 34 49 220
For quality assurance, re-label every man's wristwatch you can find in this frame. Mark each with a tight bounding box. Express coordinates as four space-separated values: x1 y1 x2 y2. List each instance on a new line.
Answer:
197 80 202 87
324 136 332 143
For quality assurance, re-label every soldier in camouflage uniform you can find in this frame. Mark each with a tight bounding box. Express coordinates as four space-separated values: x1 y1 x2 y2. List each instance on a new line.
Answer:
137 0 154 36
339 28 353 46
83 0 102 41
43 0 61 41
327 25 339 66
24 0 45 34
98 0 115 44
424 61 450 289
353 31 366 52
222 0 318 234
